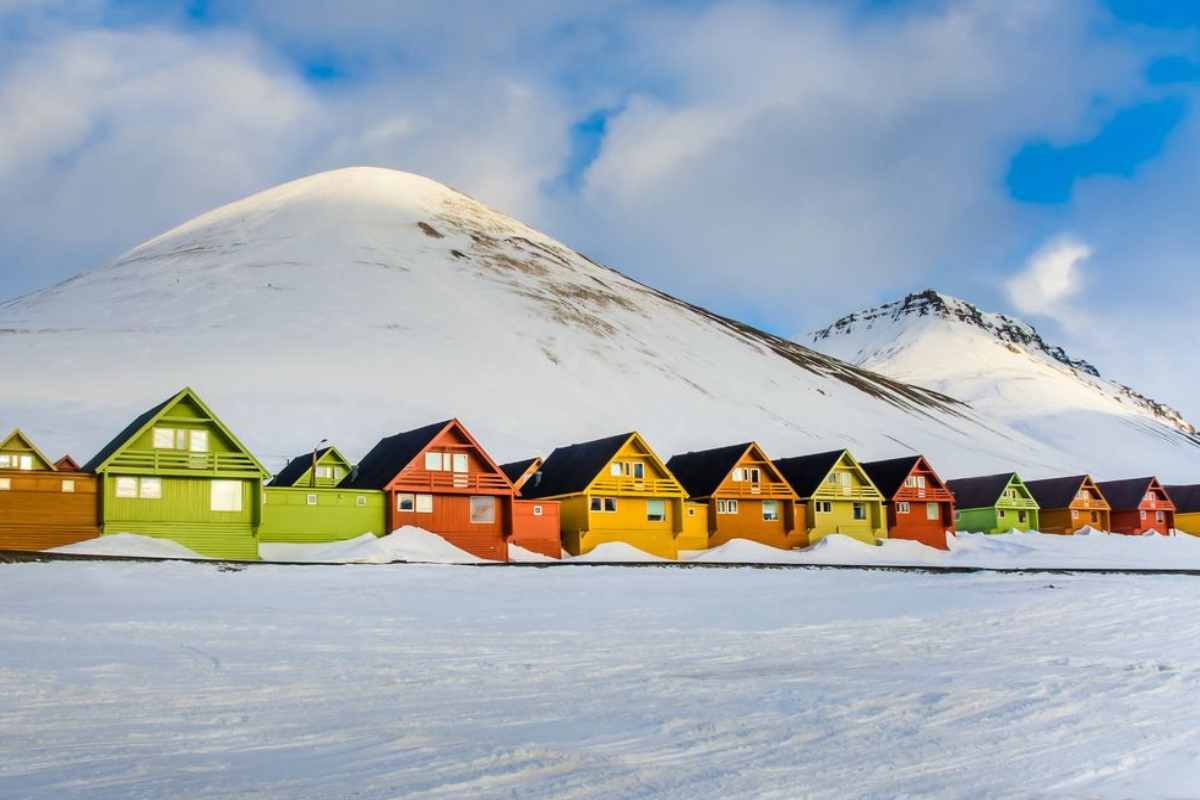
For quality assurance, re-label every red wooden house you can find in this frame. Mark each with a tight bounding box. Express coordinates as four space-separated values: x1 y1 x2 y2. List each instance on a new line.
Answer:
501 457 562 559
861 455 956 550
1095 477 1176 535
344 419 559 561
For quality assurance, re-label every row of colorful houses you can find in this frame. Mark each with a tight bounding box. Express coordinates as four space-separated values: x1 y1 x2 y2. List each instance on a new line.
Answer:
1 387 1198 561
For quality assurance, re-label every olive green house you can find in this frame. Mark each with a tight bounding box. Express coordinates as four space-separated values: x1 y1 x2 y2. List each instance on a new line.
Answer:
82 387 270 560
259 445 386 544
946 472 1040 533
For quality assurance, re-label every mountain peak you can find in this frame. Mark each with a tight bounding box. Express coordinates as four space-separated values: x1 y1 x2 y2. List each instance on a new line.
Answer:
811 289 1101 378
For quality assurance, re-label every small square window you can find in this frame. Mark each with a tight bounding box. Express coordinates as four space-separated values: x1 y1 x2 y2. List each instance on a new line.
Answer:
316 466 333 479
687 507 696 517
732 468 745 482
416 494 434 513
762 500 779 521
425 452 443 471
397 493 416 512
356 495 367 507
533 504 543 517
0 478 10 491
61 480 75 493
897 501 910 514
306 494 318 506
610 463 622 477
452 453 469 473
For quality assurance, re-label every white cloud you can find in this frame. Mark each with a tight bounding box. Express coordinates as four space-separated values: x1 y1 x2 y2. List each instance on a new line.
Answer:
1005 236 1093 326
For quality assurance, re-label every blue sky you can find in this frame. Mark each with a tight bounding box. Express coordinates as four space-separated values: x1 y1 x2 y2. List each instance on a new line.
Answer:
1 0 1199 414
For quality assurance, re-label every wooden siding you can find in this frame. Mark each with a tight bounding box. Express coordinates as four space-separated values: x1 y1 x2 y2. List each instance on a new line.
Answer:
1177 512 1200 537
0 470 100 551
957 475 1039 534
388 492 510 561
804 453 886 545
702 443 803 550
884 457 955 550
259 487 386 543
1108 482 1175 535
510 499 561 559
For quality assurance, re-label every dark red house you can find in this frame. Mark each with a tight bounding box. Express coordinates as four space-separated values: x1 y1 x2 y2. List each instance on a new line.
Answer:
1095 477 1176 535
861 455 956 550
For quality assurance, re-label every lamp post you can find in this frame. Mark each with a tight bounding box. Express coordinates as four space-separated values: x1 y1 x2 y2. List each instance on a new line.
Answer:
310 438 328 489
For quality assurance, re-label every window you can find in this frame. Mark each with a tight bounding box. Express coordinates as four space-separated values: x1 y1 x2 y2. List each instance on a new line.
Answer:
333 467 345 482
747 467 761 483
762 500 780 521
137 478 160 499
533 504 543 517
1156 511 1165 523
416 494 433 513
816 500 832 514
590 496 602 512
316 466 333 479
603 497 617 513
897 501 911 514
152 427 174 449
19 455 32 470
998 509 1006 519
397 493 415 512
1071 509 1079 519
0 454 10 468
0 478 9 491
1090 511 1098 524
916 476 926 489
189 430 208 453
927 502 939 520
852 503 866 520
905 476 917 488
633 463 645 480
610 463 622 477
470 496 496 524
1140 510 1148 520
426 452 444 471
732 467 746 482
687 507 696 517
356 495 367 507
306 494 318 506
115 477 138 498
827 472 839 485
452 453 468 473
646 499 666 522
61 480 75 493
1018 510 1027 524
718 499 739 515
210 480 241 512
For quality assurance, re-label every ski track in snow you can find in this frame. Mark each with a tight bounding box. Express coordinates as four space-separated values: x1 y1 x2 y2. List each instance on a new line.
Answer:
1 563 1198 799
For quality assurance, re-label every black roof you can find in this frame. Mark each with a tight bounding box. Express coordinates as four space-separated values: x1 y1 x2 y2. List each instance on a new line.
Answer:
860 455 923 499
341 420 452 490
666 443 752 498
1096 477 1158 509
82 393 175 473
269 447 334 487
1165 484 1200 513
520 433 633 499
946 473 1016 509
1024 475 1090 509
499 458 539 486
772 450 845 498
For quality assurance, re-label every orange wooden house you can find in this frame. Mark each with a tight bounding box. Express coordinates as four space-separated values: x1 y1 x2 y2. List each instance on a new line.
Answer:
665 442 803 550
1024 475 1111 534
860 455 956 550
0 429 100 551
343 419 559 561
500 457 562 559
1095 477 1176 535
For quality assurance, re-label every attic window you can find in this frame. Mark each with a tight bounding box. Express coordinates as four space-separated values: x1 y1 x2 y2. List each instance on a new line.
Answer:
19 455 32 470
0 455 10 468
732 468 745 482
316 466 333 480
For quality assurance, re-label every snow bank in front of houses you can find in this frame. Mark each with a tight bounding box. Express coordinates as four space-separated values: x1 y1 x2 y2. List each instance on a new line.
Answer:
567 542 669 562
683 539 809 564
49 533 210 560
507 544 560 563
259 527 494 564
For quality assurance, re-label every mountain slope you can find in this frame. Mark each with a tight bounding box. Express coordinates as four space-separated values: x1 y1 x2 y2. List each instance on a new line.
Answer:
809 290 1200 481
0 168 1188 480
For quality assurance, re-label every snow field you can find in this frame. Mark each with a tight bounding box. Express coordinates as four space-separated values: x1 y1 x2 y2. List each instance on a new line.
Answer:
0 562 1198 798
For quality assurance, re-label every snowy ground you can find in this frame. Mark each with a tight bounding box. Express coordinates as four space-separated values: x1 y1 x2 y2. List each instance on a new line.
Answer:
2 562 1198 799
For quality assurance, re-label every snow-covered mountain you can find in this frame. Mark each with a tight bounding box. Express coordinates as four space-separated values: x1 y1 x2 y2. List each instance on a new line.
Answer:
0 168 1192 481
809 290 1200 480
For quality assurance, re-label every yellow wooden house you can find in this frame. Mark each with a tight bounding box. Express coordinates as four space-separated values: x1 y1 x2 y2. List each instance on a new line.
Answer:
773 449 886 545
518 432 706 559
1165 484 1199 536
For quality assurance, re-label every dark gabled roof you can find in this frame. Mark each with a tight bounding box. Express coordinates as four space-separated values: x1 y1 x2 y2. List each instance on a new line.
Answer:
666 442 752 499
1096 477 1157 509
1024 475 1097 509
946 473 1016 510
341 420 453 490
269 447 334 487
860 456 923 500
82 394 175 473
500 458 539 486
519 433 633 499
1165 484 1200 513
772 450 845 498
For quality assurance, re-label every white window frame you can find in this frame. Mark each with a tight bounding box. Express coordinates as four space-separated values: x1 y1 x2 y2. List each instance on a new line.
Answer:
306 494 318 506
718 499 739 515
0 454 11 468
533 504 543 517
188 430 208 453
452 453 469 474
397 493 416 512
747 467 761 483
816 500 832 514
633 462 645 480
470 495 496 524
315 466 333 480
415 494 433 513
115 477 138 498
916 476 927 489
646 499 666 522
425 452 444 471
590 496 602 512
152 427 175 449
926 502 939 520
610 463 622 477
209 480 240 512
897 501 910 514
904 476 917 488
61 479 75 493
18 454 32 471
732 467 746 482
762 500 780 521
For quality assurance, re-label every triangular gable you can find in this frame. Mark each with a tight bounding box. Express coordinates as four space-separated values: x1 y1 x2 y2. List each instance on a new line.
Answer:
500 457 542 492
269 445 353 487
948 473 1020 509
348 419 513 492
55 455 82 472
1078 475 1111 510
1149 477 1176 511
832 450 884 499
0 429 55 471
742 443 797 497
584 432 684 497
84 387 269 476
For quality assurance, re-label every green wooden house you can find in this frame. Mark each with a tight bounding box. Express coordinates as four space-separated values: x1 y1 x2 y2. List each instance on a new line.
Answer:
946 472 1040 533
82 387 270 560
259 445 386 544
